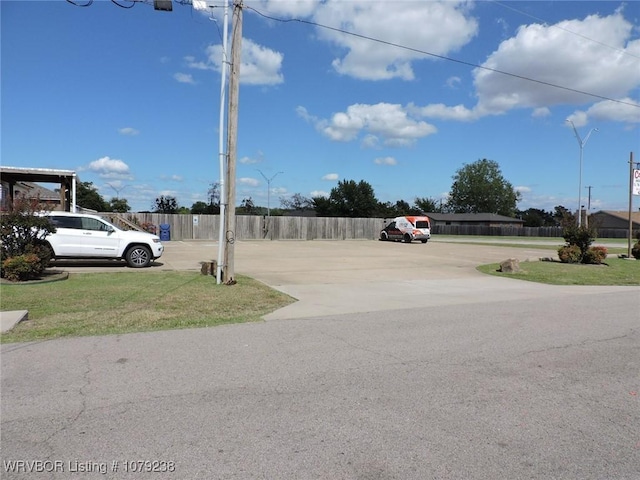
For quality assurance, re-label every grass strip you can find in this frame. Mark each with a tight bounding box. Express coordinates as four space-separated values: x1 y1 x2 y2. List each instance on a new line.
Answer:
477 257 640 286
1 271 295 343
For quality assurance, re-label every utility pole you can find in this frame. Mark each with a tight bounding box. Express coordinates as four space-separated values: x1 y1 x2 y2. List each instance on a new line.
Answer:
216 0 230 285
585 185 593 227
586 185 593 212
223 0 242 284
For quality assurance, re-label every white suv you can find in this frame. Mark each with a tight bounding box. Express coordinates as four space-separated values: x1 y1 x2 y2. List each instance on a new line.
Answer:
42 212 164 268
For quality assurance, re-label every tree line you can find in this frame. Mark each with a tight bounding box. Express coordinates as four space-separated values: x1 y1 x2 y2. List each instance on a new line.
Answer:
75 159 576 227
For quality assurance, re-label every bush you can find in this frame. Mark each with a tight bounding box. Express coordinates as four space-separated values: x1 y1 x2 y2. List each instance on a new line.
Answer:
0 195 56 279
558 245 582 264
2 253 42 281
632 242 640 260
562 224 596 260
583 246 608 265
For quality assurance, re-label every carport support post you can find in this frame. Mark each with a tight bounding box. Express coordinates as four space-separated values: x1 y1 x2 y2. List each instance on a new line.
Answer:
223 1 242 283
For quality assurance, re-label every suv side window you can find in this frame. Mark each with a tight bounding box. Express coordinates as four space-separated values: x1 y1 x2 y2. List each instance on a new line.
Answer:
81 217 111 231
50 216 82 229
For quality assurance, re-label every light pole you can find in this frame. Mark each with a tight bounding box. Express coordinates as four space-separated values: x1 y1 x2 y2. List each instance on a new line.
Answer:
256 170 283 216
566 120 598 227
105 183 131 199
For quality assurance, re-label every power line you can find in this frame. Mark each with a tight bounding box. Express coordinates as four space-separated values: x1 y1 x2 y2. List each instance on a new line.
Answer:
245 5 639 110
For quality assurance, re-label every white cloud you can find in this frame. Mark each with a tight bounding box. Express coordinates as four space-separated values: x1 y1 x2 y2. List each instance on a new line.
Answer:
118 127 139 136
174 72 196 84
312 1 478 80
413 11 640 125
310 103 437 146
532 107 551 118
515 186 532 194
245 0 317 18
310 190 329 198
474 12 639 115
202 39 284 86
239 177 260 187
239 155 261 164
374 156 397 166
158 190 179 197
445 76 462 89
569 98 640 125
85 156 132 179
565 110 589 128
410 102 478 122
322 173 339 181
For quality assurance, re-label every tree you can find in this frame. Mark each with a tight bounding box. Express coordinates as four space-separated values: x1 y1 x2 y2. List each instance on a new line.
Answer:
516 208 556 227
238 197 257 215
191 201 210 214
76 181 108 211
109 197 130 213
280 193 313 211
413 196 442 213
376 200 421 218
553 205 575 227
447 159 521 216
208 182 221 205
206 182 221 214
153 195 178 214
311 195 332 216
314 179 380 217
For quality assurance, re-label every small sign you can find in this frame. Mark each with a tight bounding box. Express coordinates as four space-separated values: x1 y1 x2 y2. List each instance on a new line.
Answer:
634 169 640 196
193 216 199 226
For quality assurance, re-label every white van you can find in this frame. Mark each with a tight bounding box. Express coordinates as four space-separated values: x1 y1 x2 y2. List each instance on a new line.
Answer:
379 216 431 243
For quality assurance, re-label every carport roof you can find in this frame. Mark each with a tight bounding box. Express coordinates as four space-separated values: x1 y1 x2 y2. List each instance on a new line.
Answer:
0 166 77 184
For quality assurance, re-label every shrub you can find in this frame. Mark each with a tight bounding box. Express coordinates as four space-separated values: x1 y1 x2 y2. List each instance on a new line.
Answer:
583 246 608 265
2 253 42 281
558 245 582 264
562 224 596 260
632 242 640 260
0 195 56 279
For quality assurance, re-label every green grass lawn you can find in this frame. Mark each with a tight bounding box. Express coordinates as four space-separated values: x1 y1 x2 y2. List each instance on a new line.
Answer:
477 257 640 286
0 271 295 343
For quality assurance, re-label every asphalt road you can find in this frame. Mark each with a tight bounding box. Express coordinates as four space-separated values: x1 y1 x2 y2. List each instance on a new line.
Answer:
1 240 639 479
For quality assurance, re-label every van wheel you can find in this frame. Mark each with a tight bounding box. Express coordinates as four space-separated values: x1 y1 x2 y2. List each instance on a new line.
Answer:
403 234 412 243
379 232 388 241
421 240 428 243
126 245 152 268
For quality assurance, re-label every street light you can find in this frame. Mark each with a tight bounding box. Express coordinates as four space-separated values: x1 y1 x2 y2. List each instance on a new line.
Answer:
256 170 283 216
566 120 598 227
105 183 131 199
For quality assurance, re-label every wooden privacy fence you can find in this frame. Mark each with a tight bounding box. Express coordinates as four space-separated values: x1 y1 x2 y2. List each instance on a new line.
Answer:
120 213 635 241
127 214 385 241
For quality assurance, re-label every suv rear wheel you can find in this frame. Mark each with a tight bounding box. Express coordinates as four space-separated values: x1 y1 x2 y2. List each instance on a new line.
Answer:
125 245 152 268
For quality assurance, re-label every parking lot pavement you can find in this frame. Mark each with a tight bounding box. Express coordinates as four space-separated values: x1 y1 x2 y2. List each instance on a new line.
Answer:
48 240 638 320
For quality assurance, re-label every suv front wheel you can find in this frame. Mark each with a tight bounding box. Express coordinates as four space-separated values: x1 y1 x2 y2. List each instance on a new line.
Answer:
125 245 152 268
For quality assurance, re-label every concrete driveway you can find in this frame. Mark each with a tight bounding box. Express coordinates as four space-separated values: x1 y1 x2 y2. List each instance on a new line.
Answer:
47 238 636 320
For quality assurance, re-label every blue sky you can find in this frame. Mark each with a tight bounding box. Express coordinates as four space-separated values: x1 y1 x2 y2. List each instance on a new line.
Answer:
2 1 639 214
